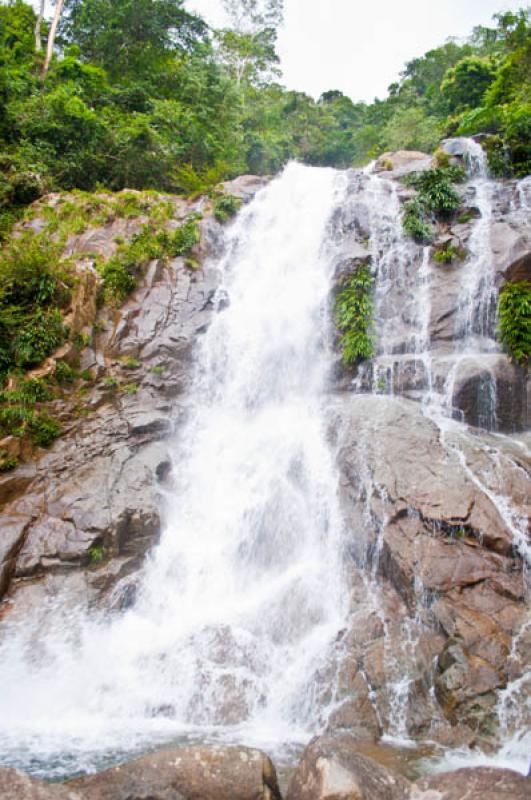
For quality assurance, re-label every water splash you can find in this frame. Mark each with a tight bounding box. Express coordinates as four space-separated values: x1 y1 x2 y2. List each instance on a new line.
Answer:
0 163 349 775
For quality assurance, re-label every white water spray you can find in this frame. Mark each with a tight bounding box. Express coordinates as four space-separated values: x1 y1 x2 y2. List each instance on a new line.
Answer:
0 163 349 775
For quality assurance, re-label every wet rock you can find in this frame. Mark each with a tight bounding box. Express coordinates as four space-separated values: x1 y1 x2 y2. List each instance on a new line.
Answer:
68 745 282 800
221 175 270 202
0 513 31 591
374 151 432 177
334 394 529 738
0 767 83 799
286 734 411 800
413 766 531 799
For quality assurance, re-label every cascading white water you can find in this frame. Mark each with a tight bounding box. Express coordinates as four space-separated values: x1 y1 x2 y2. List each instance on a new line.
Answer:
0 163 350 776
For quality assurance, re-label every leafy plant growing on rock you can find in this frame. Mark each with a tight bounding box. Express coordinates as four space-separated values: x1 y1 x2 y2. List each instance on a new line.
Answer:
167 218 201 257
402 198 434 244
335 266 375 365
213 194 242 223
498 280 531 364
402 167 466 243
433 243 466 264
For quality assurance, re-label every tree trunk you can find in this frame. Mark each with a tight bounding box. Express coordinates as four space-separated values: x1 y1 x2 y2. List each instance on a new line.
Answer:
35 0 46 53
41 0 65 80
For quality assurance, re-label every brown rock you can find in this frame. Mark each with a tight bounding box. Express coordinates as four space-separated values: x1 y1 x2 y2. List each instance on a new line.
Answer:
286 735 411 800
413 766 531 799
68 746 281 800
0 767 83 799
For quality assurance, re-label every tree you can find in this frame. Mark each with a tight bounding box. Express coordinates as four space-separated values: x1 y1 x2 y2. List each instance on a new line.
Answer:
61 0 207 78
222 0 283 34
42 0 65 79
34 0 45 53
216 0 283 88
441 56 497 113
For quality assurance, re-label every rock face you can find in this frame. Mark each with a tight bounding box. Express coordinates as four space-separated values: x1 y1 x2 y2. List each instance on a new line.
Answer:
0 176 268 612
330 394 530 742
68 746 281 800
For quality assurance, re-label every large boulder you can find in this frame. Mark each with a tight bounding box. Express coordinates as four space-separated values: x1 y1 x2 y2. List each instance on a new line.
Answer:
413 766 531 799
68 746 281 800
286 735 411 800
0 768 83 800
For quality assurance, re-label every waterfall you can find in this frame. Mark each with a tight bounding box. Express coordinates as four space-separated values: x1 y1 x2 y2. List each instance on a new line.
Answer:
0 163 349 776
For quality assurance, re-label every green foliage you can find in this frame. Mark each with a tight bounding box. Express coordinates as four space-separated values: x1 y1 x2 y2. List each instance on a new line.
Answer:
441 57 498 112
88 545 105 563
402 167 465 242
28 413 61 447
213 194 242 223
402 198 434 243
150 364 166 374
433 243 466 264
121 357 141 370
404 167 465 216
12 308 66 369
498 280 531 364
0 449 18 472
123 382 138 395
167 219 201 257
335 267 375 365
102 376 119 390
55 360 77 385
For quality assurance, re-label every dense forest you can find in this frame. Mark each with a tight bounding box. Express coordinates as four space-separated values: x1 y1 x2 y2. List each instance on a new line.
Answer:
0 0 530 233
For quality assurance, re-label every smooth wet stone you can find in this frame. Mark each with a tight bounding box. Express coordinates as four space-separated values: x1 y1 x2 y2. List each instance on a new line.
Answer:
287 734 411 800
68 745 282 800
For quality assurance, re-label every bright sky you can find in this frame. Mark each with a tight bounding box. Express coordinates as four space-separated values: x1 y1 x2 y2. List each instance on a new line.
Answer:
188 0 515 101
32 0 516 102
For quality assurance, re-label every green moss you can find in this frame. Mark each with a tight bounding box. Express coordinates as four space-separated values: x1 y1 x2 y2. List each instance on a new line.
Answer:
123 382 138 395
498 280 531 364
335 266 375 365
150 364 166 375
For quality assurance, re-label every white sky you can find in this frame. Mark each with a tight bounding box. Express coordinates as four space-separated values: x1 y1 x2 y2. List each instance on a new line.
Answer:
188 0 515 101
32 0 516 102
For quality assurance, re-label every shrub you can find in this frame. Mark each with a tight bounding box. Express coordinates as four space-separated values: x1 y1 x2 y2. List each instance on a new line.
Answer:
335 266 375 365
433 243 466 264
150 364 166 374
28 414 61 447
167 218 200 257
0 449 18 472
498 280 531 364
404 167 465 217
12 308 66 368
402 198 434 243
213 194 242 223
55 360 77 384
